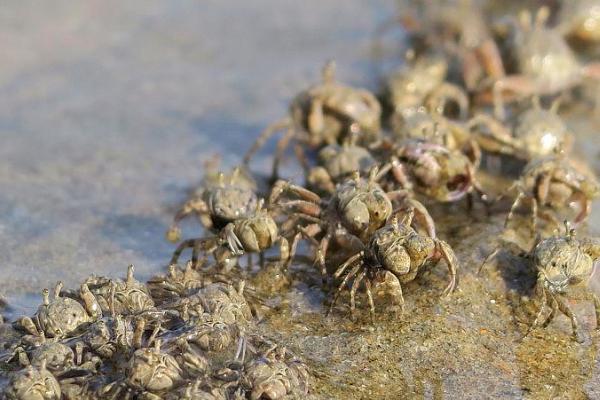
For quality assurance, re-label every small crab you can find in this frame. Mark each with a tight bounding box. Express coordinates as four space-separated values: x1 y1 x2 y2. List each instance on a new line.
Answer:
556 0 600 45
76 314 141 360
101 340 184 399
179 282 253 326
147 262 214 304
15 282 101 339
242 344 310 400
328 211 458 316
468 97 573 161
504 155 600 231
489 6 600 119
385 52 470 122
270 168 437 277
482 223 600 342
243 61 381 181
166 166 258 243
3 360 61 400
383 139 488 204
170 199 291 270
84 265 154 316
306 135 377 194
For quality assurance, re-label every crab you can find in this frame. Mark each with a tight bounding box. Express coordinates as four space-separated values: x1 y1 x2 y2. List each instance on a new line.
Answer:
398 0 505 91
270 168 437 278
383 139 488 204
242 344 310 400
384 52 470 122
488 6 600 119
3 360 61 400
166 166 258 244
328 211 458 317
75 314 142 360
306 135 377 194
178 282 253 326
83 265 154 316
169 199 291 270
468 97 573 161
503 154 600 231
556 0 600 45
101 340 183 399
15 282 101 339
482 223 600 342
146 262 218 304
169 379 227 400
243 61 382 181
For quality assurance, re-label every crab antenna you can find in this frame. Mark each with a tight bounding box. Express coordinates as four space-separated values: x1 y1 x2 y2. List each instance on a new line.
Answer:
351 170 360 182
256 198 265 211
127 264 135 285
535 6 550 27
42 288 50 305
518 9 532 31
184 260 193 276
54 281 63 299
168 264 177 279
368 165 380 183
322 60 336 84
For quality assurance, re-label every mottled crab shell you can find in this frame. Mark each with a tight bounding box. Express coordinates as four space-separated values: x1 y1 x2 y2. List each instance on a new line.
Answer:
207 186 259 227
36 297 89 338
127 348 183 392
335 179 392 237
30 342 74 372
4 364 61 400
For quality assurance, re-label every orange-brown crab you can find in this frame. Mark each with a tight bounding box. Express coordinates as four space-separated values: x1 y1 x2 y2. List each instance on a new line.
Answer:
243 61 381 181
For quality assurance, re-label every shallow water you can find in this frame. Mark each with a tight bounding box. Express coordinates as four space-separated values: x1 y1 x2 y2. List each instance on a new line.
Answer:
1 1 600 398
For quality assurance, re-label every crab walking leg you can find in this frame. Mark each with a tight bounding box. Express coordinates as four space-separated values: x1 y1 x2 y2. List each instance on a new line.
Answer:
525 281 548 337
540 297 558 328
286 224 322 269
573 191 593 225
269 180 321 205
170 238 218 266
427 82 470 120
278 200 322 217
243 117 291 165
327 264 362 316
364 278 376 316
505 191 526 228
436 239 458 295
388 272 405 314
294 143 311 174
271 127 296 181
531 197 539 234
350 270 367 315
277 237 291 267
554 294 583 341
478 247 500 275
166 198 211 243
316 227 334 278
492 75 538 120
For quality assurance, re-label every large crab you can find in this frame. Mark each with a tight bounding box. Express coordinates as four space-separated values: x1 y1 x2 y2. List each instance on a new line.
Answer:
169 199 291 270
15 282 101 339
488 6 600 119
243 61 382 181
503 154 600 231
468 97 573 162
269 168 437 278
327 211 458 317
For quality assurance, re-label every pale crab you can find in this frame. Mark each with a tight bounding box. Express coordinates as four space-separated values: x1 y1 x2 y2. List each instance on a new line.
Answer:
503 154 600 231
328 211 458 317
3 360 61 400
15 282 101 339
468 97 573 162
270 167 437 278
169 199 291 270
489 6 600 119
101 340 184 400
384 52 470 122
83 264 154 316
243 61 382 181
482 223 600 342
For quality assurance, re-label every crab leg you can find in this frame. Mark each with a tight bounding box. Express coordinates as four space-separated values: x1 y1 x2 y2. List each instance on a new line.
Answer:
271 127 296 181
327 264 362 316
554 293 583 342
269 180 321 206
166 198 211 243
243 117 291 165
524 281 548 338
364 278 376 318
436 239 458 295
277 200 322 217
350 270 367 315
505 191 526 228
317 227 335 278
540 296 557 329
427 82 469 120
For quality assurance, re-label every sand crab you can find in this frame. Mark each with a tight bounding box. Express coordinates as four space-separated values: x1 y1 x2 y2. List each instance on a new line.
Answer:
270 168 437 277
504 155 600 231
328 211 458 316
468 97 573 161
166 166 258 243
170 199 291 270
489 6 600 119
83 265 154 316
101 340 183 399
242 345 310 400
178 282 253 326
15 282 101 339
383 139 487 204
147 262 216 304
384 53 470 122
243 61 381 181
306 135 377 194
3 360 61 400
75 314 143 360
